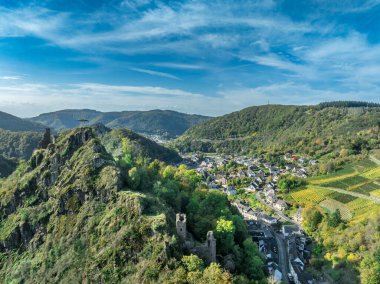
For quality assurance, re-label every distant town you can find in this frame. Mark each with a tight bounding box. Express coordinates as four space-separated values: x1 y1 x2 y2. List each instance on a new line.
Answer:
179 153 317 284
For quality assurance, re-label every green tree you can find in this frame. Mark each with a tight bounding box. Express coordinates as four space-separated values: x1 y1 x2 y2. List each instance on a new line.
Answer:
240 238 265 280
216 218 235 254
328 209 342 228
200 263 232 284
182 255 204 272
278 175 306 192
360 250 380 284
303 206 323 232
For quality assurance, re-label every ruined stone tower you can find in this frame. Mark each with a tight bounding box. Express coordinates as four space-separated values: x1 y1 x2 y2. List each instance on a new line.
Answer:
176 213 187 240
206 231 216 263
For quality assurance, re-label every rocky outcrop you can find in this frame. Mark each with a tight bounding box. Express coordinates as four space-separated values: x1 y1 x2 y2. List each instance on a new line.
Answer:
0 127 122 252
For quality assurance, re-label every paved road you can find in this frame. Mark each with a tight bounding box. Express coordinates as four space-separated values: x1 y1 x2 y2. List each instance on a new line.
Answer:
195 136 254 143
311 185 380 203
274 231 290 284
255 192 292 283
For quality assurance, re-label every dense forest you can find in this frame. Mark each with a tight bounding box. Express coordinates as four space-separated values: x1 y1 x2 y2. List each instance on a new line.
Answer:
0 129 43 159
174 104 380 159
0 126 267 283
318 101 380 108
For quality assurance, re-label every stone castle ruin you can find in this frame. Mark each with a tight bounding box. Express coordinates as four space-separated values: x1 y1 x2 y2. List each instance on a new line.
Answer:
176 213 216 263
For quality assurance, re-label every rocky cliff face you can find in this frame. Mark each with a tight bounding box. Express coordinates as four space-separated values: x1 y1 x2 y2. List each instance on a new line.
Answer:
0 127 179 283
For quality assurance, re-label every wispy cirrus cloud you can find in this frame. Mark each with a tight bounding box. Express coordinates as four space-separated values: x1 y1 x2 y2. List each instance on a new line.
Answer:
0 76 21 80
129 67 180 80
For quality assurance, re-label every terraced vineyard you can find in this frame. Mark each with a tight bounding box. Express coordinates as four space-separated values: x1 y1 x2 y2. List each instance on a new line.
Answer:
361 167 380 179
290 187 332 204
346 198 375 213
328 192 357 203
370 189 380 198
350 182 379 195
319 199 352 220
321 176 368 190
290 160 380 221
308 170 357 185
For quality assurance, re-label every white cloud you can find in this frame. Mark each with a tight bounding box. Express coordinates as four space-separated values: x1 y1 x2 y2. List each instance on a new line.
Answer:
129 67 180 80
0 76 21 80
150 62 207 70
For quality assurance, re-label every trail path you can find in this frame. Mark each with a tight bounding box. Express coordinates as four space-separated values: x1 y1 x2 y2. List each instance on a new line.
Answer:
369 155 380 166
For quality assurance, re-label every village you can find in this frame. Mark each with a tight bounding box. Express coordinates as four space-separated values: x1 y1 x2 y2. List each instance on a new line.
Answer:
180 153 317 284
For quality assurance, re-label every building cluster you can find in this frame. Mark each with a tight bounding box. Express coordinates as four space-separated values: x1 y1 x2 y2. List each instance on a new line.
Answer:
234 201 278 225
178 153 317 284
282 225 314 284
181 153 314 215
184 154 316 197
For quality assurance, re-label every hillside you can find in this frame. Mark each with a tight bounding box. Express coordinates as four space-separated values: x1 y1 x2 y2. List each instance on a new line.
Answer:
0 129 43 159
0 155 17 178
0 127 179 282
0 111 45 132
286 159 380 283
0 126 266 283
175 104 380 157
29 109 210 138
99 126 181 163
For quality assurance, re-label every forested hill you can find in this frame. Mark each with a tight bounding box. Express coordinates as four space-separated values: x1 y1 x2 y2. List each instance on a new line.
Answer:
29 109 210 138
174 104 380 156
0 125 266 283
0 111 45 132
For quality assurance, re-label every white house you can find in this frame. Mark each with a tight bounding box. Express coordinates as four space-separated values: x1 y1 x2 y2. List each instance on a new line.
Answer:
274 200 288 211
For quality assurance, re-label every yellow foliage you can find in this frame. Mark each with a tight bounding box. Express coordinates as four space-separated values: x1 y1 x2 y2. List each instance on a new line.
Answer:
361 166 380 179
347 253 360 263
324 252 332 261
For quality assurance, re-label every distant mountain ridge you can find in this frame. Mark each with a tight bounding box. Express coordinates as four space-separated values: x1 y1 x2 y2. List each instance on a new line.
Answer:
29 109 211 138
0 111 45 132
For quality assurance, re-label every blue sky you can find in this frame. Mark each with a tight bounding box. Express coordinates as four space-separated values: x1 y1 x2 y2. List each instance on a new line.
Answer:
0 0 380 117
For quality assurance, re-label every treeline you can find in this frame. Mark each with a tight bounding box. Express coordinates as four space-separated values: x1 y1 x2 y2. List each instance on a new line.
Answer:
318 101 380 108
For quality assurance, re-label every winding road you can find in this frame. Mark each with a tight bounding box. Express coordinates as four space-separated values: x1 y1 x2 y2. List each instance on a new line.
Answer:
255 192 292 283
